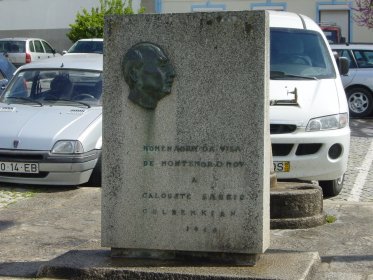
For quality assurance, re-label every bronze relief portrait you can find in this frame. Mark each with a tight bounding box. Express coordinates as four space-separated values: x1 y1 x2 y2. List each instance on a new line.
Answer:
122 42 176 109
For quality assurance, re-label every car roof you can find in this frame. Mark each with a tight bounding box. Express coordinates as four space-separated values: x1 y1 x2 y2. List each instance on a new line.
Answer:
76 38 103 42
0 38 46 41
331 43 373 50
268 10 321 32
17 53 103 72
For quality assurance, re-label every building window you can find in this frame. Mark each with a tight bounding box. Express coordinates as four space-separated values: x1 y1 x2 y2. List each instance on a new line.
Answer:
191 1 226 12
250 1 287 11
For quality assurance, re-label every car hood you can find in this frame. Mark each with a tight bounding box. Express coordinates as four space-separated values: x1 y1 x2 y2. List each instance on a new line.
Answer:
0 104 102 150
269 79 341 127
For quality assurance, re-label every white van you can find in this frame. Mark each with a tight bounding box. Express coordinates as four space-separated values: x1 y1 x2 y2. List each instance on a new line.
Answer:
269 11 350 197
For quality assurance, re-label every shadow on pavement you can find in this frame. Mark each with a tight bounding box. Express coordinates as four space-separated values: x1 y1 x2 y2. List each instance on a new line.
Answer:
0 261 45 278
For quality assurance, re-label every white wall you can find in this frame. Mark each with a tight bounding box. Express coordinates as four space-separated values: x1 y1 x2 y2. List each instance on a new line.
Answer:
0 0 142 30
0 0 100 30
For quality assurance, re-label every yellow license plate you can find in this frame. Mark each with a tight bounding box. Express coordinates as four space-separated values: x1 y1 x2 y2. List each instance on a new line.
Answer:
273 161 290 172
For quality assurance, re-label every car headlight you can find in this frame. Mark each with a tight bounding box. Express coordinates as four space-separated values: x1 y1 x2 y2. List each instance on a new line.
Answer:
51 140 84 154
306 113 348 132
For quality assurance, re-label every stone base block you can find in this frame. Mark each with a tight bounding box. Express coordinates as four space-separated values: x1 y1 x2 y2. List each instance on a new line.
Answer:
37 248 320 280
112 248 259 266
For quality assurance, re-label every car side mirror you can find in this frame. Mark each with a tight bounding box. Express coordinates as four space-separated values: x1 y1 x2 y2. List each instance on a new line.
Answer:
62 50 67 55
338 57 349 76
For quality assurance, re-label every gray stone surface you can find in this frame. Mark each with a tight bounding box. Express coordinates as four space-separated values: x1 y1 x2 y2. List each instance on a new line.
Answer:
270 182 326 229
102 11 270 254
37 246 319 280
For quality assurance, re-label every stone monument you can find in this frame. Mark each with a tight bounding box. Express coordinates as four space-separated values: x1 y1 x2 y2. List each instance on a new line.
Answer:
102 10 270 264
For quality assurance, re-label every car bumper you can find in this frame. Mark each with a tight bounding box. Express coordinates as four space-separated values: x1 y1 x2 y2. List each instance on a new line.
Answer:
0 149 100 185
271 126 350 181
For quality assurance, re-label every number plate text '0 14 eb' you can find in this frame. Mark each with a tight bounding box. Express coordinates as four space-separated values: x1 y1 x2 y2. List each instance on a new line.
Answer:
0 162 39 173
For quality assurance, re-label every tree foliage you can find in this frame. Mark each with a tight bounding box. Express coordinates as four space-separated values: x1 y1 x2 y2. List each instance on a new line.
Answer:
352 0 373 29
67 0 145 42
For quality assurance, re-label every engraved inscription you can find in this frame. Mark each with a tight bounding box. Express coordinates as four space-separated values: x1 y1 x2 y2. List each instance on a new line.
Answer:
140 144 249 234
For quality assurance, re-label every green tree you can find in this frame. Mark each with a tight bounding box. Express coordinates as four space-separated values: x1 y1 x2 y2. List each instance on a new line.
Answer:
67 0 145 42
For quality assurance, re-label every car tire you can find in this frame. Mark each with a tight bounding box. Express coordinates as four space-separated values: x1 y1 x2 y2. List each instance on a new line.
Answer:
319 174 344 197
87 155 102 187
346 87 373 118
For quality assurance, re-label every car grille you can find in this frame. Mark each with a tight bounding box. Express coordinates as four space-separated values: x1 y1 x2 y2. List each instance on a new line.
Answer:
272 143 322 156
272 144 293 156
295 144 322 156
0 153 44 161
270 124 297 134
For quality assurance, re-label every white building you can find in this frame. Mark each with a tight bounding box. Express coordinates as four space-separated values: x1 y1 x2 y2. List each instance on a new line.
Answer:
0 0 145 51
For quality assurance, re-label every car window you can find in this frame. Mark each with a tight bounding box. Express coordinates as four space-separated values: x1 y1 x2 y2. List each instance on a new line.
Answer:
42 41 54 54
0 71 5 80
270 28 336 79
29 41 35 52
336 49 357 69
68 41 103 54
33 40 44 53
0 41 25 53
352 49 373 68
1 69 103 106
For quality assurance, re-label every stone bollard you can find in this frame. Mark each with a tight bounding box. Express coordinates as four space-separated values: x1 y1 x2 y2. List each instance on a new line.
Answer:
270 182 326 229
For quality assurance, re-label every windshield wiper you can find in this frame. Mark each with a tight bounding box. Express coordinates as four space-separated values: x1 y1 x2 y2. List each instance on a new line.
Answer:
270 71 318 80
6 96 43 106
43 98 91 108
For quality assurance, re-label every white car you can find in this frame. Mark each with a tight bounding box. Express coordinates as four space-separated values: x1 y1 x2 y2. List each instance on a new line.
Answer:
63 38 103 55
0 38 61 68
269 11 350 197
0 54 102 186
331 43 373 118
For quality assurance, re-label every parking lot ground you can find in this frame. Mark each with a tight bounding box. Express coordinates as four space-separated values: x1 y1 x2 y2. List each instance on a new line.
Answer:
0 186 101 279
0 185 372 279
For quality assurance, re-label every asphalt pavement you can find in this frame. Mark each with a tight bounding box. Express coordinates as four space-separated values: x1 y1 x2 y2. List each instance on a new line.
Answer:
0 118 372 279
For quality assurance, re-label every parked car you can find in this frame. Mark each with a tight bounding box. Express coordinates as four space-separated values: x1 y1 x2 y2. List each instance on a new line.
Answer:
0 54 102 186
0 53 16 93
331 43 373 118
269 11 350 197
63 38 103 55
0 38 61 68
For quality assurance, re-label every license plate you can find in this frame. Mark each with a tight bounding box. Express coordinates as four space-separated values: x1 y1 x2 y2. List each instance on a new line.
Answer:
0 162 39 173
273 161 290 172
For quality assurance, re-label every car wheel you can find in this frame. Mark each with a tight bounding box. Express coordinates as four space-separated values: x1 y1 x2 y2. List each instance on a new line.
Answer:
319 174 344 197
87 155 102 187
346 87 373 118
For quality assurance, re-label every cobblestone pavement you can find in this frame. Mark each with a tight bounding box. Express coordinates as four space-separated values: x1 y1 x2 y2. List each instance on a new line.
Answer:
329 118 373 202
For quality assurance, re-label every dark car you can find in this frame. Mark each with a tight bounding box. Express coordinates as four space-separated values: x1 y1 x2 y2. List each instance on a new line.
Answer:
0 53 16 93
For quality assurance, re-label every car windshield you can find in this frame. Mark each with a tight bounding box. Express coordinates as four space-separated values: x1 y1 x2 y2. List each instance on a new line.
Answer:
270 28 336 80
68 41 103 54
0 40 26 53
0 69 102 107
